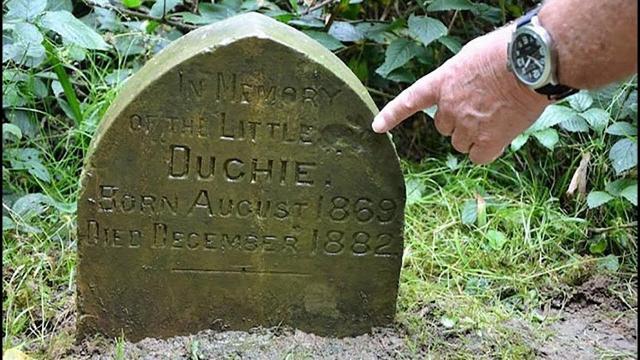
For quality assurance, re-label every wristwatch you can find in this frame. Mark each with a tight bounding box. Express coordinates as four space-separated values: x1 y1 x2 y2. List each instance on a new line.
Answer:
506 6 578 101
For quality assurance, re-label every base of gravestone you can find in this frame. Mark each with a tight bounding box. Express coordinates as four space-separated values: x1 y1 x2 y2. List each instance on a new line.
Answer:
73 326 408 358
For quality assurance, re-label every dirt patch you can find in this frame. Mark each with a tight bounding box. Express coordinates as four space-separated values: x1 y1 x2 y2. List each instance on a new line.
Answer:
70 327 411 360
537 275 637 359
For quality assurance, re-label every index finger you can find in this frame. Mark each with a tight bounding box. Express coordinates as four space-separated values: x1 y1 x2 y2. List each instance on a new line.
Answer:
372 70 443 133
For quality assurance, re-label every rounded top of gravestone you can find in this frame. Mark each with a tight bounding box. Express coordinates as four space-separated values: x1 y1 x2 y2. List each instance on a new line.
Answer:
88 12 380 159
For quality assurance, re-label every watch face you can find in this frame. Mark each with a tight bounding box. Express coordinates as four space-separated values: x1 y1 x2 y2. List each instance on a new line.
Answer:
511 32 547 85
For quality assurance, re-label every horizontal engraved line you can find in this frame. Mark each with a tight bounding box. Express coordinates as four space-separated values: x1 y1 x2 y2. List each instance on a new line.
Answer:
171 268 311 277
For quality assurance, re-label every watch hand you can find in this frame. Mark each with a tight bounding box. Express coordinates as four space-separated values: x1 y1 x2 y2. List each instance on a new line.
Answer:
529 56 542 68
524 57 531 69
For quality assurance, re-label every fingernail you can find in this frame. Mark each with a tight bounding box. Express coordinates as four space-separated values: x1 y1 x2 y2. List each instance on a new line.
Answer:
372 115 386 133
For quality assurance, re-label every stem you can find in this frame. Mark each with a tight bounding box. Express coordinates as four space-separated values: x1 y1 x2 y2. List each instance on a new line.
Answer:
44 41 83 126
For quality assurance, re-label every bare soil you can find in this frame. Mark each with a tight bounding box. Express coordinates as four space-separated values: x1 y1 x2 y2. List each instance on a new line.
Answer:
59 275 636 359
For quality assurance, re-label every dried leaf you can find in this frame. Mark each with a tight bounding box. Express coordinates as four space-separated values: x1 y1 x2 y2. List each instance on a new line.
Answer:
566 152 591 197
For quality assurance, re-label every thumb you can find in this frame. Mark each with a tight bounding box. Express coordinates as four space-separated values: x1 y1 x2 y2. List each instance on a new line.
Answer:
372 70 442 133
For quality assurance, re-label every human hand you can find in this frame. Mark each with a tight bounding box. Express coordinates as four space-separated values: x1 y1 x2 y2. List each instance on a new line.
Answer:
371 26 553 164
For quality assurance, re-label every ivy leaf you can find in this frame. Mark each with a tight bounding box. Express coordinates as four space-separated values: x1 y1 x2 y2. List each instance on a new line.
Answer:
407 15 447 47
581 108 610 132
149 0 182 18
303 31 344 51
605 121 637 136
406 178 425 205
6 0 47 21
620 184 637 205
328 22 364 42
609 138 638 175
510 133 529 151
40 11 110 50
559 115 590 132
427 0 476 12
528 105 576 132
566 91 593 112
532 128 559 150
587 191 614 209
589 236 607 254
375 38 421 78
605 178 636 196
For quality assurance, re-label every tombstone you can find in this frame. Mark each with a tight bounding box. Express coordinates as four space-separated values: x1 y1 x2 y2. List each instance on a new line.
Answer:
76 12 405 342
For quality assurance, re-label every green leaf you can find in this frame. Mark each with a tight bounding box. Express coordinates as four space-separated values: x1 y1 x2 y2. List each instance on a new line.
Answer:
3 216 16 231
605 121 637 136
149 0 182 18
566 91 593 112
588 236 607 254
532 128 559 150
581 108 609 132
440 315 456 328
328 21 364 42
303 31 344 51
527 105 576 132
12 193 50 219
510 133 529 151
407 15 447 47
486 230 507 251
427 0 476 12
289 0 299 13
461 199 477 225
6 0 47 21
46 0 73 11
355 22 391 44
446 153 459 170
6 111 37 138
587 191 614 209
605 178 636 196
375 38 421 78
3 123 23 142
609 138 638 175
620 184 637 205
597 255 619 272
40 11 109 50
406 178 425 205
438 35 462 54
422 105 438 118
122 0 142 8
287 17 325 29
385 68 416 83
559 115 590 133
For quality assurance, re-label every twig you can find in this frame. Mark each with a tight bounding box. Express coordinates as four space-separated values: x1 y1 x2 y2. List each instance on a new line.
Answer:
84 0 198 31
447 10 459 32
589 222 637 234
366 87 395 99
302 0 339 16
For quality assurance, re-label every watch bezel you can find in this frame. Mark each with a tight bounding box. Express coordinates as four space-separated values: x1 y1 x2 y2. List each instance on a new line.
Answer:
508 17 556 89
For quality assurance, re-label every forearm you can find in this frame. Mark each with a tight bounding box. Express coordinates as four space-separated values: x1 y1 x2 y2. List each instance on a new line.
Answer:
539 0 638 89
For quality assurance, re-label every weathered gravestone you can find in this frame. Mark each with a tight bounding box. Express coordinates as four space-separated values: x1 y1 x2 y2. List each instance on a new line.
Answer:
77 12 405 341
